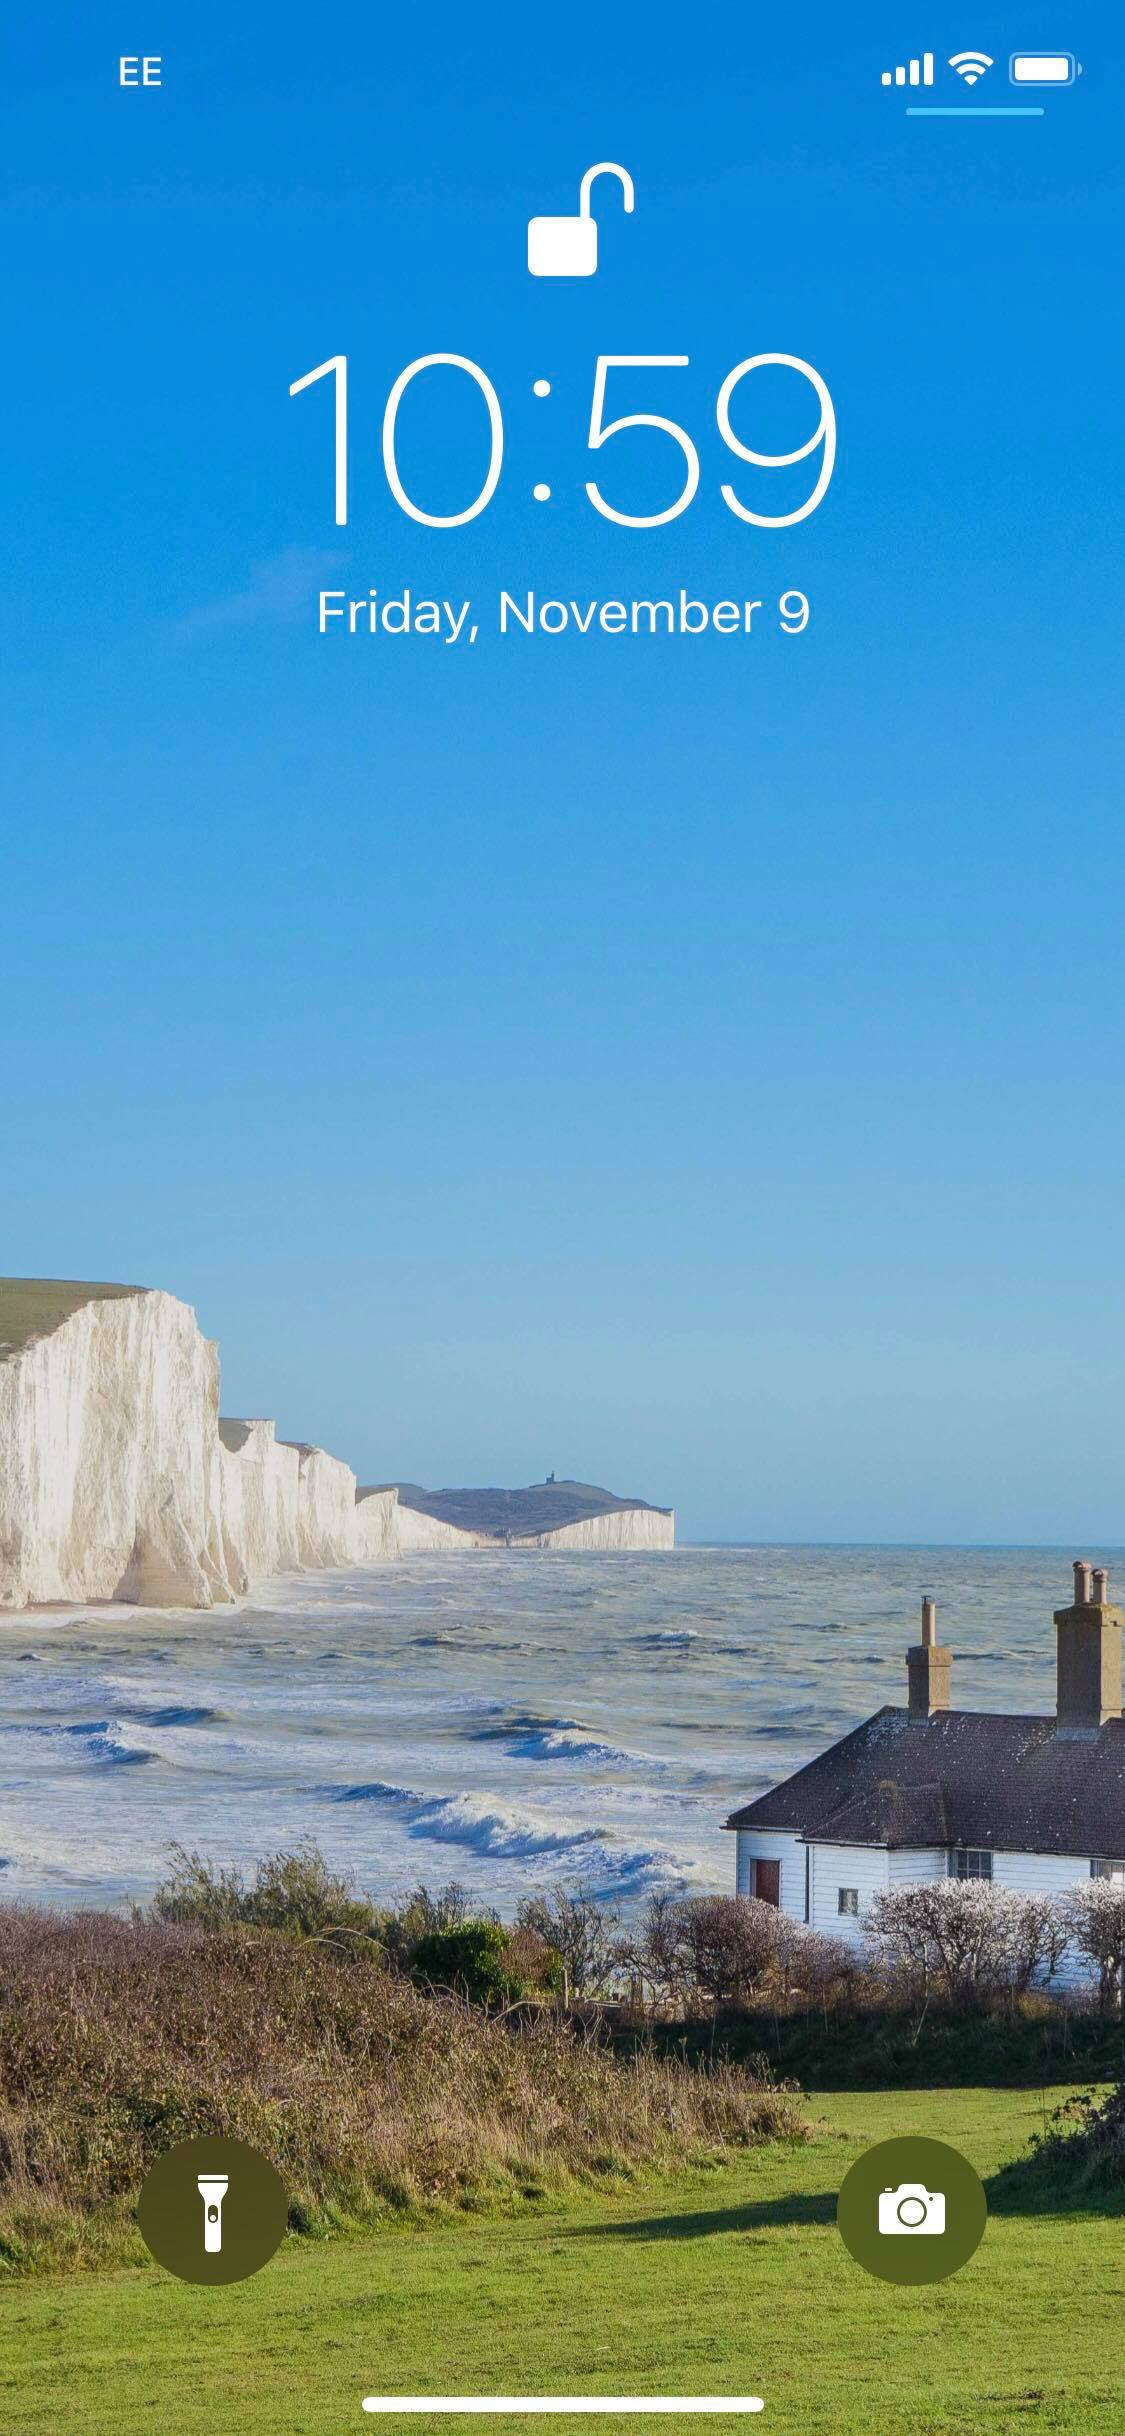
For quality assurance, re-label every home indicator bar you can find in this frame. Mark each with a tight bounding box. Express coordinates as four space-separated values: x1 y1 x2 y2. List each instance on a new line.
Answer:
362 2405 767 2417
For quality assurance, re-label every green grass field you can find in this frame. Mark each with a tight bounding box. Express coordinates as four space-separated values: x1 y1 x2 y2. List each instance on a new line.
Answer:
1 2086 1120 2436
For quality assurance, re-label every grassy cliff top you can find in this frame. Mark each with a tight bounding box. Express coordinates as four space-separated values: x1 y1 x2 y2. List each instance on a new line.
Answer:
0 1278 147 1360
358 1478 672 1535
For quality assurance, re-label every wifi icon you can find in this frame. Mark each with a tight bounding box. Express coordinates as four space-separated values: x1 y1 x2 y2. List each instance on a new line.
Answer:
948 49 994 85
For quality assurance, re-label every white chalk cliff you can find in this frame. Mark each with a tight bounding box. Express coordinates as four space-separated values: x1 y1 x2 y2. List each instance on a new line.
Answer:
0 1284 233 1609
0 1284 358 1611
0 1279 673 1610
353 1485 409 1561
512 1506 675 1552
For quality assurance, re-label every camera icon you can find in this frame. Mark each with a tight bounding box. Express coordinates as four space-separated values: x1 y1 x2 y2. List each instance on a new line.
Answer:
878 2182 946 2236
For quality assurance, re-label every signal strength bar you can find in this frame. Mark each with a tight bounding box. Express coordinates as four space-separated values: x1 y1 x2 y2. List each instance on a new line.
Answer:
882 53 934 86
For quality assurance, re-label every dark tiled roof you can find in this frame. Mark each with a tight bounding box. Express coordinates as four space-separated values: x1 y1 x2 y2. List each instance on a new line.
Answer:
724 1707 1125 1857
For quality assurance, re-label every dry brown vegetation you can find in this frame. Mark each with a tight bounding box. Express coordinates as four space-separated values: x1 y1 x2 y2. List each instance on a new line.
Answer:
0 1905 804 2273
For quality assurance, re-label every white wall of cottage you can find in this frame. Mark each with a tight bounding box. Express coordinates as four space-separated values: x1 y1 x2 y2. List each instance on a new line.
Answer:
732 1829 1110 1976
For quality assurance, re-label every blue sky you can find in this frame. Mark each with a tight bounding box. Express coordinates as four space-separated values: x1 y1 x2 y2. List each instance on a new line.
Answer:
2 5 1122 1540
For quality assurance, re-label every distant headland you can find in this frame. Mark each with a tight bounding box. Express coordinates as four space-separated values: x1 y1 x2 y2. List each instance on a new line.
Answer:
359 1478 674 1555
0 1279 674 1611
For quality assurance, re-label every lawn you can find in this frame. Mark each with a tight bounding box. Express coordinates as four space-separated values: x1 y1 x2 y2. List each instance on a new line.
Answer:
0 2086 1120 2436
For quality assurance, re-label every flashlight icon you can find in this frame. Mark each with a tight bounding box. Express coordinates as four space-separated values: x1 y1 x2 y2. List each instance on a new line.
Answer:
197 2173 229 2254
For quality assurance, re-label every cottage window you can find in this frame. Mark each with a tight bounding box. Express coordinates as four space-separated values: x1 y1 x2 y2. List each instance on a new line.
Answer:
949 1848 992 1880
838 1887 859 1916
1090 1858 1125 1882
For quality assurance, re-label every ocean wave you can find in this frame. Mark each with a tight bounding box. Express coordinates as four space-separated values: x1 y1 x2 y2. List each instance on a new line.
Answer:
633 1630 700 1648
470 1710 573 1741
334 1779 421 1807
467 1710 646 1766
514 1725 645 1766
399 1793 704 1892
407 1791 602 1860
588 1842 709 1894
54 1711 242 1769
61 1719 155 1768
120 1704 222 1727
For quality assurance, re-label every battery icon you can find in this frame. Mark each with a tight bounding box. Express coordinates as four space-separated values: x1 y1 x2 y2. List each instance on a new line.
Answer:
1009 52 1080 84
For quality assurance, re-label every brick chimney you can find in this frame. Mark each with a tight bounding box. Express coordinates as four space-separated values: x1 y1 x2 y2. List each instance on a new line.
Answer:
907 1595 952 1720
1055 1559 1124 1735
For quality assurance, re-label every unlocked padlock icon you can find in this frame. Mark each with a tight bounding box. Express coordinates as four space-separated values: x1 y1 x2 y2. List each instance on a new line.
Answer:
527 162 635 277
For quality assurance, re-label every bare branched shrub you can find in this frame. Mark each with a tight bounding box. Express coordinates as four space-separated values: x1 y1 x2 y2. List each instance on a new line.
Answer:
617 1894 861 2013
1005 1892 1071 1992
515 1885 620 1999
618 1895 783 2007
867 1881 1070 2004
638 1889 689 2005
772 1919 863 2003
1067 1881 1125 2008
674 1896 783 2002
619 1890 689 2009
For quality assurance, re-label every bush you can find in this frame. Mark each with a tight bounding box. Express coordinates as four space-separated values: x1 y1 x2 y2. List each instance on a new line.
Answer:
1067 1882 1125 2008
772 1919 863 2002
380 1881 479 1968
674 1896 782 2003
411 1921 524 2005
148 1853 515 1987
148 1842 384 1954
866 1881 1070 2004
503 1924 565 1995
0 1905 804 2272
1018 2074 1125 2198
619 1893 856 2011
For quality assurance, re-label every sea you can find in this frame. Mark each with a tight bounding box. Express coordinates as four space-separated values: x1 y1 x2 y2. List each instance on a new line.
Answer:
0 1546 1105 1915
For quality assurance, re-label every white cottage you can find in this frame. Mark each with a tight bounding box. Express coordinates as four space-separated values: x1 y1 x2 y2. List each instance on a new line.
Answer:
724 1561 1125 1945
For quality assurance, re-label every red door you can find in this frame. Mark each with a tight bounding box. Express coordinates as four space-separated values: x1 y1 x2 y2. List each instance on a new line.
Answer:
753 1859 781 1906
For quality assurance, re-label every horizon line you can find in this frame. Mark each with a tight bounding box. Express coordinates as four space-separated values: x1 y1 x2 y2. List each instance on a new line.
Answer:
679 1538 1125 1551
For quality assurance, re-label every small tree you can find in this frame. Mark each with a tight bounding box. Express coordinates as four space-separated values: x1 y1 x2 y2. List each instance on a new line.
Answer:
621 1890 690 2010
1068 1881 1125 2009
515 1885 620 2000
